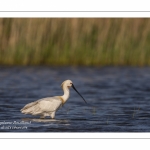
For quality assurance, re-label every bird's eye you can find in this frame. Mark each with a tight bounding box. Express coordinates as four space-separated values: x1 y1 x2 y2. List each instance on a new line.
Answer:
70 83 72 85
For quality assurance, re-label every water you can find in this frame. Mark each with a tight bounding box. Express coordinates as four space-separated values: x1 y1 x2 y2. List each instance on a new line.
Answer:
0 66 150 132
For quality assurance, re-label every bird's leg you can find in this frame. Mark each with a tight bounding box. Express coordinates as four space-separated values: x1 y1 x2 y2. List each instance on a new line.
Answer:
40 115 45 119
50 112 55 119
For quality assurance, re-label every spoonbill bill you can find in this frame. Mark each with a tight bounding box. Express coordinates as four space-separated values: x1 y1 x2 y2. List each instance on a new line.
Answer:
21 80 87 119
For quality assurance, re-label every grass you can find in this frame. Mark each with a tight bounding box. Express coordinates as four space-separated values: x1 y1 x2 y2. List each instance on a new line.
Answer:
0 18 150 66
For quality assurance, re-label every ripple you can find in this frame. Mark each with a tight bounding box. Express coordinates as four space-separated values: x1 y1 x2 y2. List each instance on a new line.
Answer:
1 66 150 132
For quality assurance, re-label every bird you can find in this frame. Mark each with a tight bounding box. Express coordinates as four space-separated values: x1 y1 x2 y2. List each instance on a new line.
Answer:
20 80 87 119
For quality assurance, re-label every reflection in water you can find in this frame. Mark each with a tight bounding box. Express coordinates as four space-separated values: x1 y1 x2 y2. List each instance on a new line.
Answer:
22 118 69 123
0 66 150 132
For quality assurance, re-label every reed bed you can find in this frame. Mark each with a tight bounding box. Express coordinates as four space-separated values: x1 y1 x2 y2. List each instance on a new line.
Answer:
0 18 150 66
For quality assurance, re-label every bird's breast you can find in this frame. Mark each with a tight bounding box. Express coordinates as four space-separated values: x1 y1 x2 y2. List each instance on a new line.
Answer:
59 96 65 104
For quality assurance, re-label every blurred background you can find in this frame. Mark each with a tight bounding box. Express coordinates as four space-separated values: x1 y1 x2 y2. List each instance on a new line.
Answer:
0 18 150 66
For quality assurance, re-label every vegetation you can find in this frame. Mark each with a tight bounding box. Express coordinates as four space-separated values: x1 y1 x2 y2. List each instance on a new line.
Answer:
0 18 150 66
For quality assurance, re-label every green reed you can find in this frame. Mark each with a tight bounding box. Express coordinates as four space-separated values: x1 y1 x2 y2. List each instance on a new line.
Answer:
0 18 150 66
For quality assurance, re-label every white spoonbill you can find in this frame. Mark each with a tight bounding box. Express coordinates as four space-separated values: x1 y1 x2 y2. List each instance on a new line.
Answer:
21 80 87 119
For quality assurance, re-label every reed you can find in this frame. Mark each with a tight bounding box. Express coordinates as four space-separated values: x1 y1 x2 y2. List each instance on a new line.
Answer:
0 18 150 66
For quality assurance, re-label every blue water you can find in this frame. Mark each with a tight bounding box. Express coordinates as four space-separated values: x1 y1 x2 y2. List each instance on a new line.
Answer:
0 66 150 132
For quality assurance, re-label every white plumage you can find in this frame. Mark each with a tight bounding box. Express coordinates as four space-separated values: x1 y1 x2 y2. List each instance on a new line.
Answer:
21 80 87 119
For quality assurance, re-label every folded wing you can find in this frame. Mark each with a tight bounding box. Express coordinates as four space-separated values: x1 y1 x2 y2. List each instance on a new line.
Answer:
21 96 62 116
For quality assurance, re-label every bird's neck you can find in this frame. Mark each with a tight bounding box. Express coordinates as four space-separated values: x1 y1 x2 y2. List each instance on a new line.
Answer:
61 86 70 103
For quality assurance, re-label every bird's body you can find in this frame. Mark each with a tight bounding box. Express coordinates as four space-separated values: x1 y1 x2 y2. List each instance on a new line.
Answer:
21 80 87 119
21 96 63 119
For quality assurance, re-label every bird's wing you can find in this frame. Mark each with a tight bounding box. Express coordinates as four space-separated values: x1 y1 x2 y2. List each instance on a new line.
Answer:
20 100 40 111
21 96 62 114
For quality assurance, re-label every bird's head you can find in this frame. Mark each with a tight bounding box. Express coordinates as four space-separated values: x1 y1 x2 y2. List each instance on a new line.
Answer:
61 80 73 89
61 79 87 104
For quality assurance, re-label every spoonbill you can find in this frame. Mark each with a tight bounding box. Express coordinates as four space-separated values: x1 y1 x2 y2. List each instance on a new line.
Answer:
21 80 87 119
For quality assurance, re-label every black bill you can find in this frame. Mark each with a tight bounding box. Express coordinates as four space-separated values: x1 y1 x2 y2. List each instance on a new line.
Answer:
72 84 87 104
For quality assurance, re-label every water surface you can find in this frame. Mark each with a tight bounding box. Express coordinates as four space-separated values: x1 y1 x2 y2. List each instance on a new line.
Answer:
0 66 150 132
